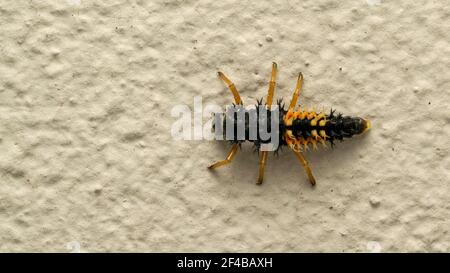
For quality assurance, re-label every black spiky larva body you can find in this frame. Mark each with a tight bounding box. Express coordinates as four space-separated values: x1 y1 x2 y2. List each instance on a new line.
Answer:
216 103 371 152
208 63 371 186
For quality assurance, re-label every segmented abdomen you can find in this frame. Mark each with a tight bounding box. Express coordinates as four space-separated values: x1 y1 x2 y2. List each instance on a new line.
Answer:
284 108 368 151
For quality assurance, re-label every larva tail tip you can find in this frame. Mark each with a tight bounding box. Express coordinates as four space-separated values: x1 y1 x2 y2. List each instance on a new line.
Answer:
363 118 372 133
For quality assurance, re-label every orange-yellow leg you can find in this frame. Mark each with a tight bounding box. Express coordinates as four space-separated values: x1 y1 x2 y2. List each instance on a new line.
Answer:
288 72 304 112
218 72 242 105
208 144 239 169
292 150 316 186
266 62 277 107
255 63 276 184
257 151 269 184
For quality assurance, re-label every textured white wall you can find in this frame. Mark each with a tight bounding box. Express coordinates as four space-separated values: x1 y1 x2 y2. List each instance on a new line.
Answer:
0 0 449 252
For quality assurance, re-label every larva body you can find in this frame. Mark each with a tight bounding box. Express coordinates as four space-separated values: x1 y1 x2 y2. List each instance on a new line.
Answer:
216 103 370 152
208 63 371 186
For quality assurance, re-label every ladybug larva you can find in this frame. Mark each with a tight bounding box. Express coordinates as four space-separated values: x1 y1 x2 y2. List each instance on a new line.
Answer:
208 63 371 186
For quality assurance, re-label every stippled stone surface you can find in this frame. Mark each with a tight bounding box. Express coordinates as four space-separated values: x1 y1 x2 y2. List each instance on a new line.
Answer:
0 0 449 252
